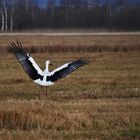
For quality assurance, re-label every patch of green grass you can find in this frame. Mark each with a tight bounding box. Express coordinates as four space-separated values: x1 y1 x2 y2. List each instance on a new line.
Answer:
117 129 140 138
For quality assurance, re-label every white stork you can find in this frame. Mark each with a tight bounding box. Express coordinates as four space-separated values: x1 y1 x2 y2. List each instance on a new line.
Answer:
8 41 89 96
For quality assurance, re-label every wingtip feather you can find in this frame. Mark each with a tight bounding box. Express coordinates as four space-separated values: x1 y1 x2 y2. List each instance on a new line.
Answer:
8 41 24 53
78 59 90 65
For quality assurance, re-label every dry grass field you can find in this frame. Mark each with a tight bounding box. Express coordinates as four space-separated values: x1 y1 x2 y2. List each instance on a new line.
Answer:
0 34 140 139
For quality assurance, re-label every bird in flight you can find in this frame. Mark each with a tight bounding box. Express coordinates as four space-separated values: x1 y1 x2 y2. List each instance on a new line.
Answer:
8 41 89 96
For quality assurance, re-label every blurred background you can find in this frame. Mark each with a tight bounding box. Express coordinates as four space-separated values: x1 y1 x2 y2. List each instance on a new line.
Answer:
0 0 140 32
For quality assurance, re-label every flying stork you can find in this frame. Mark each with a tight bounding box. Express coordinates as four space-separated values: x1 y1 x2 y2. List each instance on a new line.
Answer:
8 41 89 97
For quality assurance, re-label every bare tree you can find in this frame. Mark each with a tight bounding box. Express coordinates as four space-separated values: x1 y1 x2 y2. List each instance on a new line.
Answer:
0 0 6 32
3 1 8 31
47 0 55 17
86 0 94 9
105 0 112 17
117 0 125 6
0 9 4 32
10 0 16 32
61 0 70 8
24 0 31 10
18 0 32 11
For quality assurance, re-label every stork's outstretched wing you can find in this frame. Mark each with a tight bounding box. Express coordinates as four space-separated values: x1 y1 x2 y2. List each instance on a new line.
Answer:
47 60 89 82
8 41 43 80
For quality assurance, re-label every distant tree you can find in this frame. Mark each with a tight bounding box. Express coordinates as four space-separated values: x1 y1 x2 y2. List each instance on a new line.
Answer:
0 1 4 32
60 0 86 8
0 0 17 32
9 0 17 32
16 0 39 29
47 0 55 8
0 9 5 32
47 0 55 17
60 0 69 8
0 0 8 32
86 0 94 8
1 0 139 31
117 0 125 6
104 0 112 17
21 0 32 10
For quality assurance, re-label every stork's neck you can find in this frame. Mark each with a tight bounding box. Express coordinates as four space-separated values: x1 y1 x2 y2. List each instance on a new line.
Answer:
44 63 49 73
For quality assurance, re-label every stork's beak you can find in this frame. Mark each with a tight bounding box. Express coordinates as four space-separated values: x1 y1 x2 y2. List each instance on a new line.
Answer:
49 63 54 66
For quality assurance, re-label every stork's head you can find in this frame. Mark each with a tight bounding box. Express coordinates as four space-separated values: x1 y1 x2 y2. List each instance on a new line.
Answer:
46 60 53 66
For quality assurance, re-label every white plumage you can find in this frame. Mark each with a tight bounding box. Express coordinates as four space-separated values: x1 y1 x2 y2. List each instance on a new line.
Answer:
8 41 89 87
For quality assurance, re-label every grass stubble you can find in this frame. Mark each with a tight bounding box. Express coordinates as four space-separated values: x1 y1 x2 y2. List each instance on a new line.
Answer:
0 34 140 139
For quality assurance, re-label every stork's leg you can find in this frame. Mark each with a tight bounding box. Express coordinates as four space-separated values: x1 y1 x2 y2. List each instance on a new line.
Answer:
38 86 47 98
35 86 48 99
36 85 41 98
36 86 48 98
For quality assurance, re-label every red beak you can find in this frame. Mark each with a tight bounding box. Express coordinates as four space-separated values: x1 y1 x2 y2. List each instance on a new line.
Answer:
50 63 53 66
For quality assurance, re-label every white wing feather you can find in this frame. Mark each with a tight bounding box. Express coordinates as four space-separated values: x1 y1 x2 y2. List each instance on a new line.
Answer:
50 62 71 75
28 56 44 76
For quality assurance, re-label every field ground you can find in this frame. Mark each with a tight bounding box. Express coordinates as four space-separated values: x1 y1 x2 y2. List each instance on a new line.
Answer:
0 34 140 139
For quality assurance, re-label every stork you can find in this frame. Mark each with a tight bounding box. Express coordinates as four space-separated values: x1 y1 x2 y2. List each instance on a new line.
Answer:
8 41 89 97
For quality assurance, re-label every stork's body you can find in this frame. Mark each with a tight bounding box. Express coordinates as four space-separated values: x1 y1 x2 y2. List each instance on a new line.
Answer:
33 60 54 86
8 41 89 96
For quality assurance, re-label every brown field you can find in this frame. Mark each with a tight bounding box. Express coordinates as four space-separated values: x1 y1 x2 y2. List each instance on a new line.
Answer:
0 34 140 139
0 34 140 53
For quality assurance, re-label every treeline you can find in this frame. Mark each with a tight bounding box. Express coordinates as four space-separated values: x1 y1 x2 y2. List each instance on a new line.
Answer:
0 0 140 31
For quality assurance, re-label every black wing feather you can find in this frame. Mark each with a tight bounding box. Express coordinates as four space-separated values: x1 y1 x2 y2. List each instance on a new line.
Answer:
47 60 89 82
8 41 43 80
